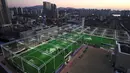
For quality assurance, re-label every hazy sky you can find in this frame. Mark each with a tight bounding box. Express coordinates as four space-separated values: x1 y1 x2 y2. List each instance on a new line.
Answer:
7 0 130 10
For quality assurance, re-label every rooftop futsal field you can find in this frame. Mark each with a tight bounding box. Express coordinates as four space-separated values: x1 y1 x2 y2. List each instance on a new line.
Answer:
1 26 129 73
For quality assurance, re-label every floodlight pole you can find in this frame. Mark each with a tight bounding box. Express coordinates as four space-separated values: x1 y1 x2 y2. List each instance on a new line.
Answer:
82 17 85 30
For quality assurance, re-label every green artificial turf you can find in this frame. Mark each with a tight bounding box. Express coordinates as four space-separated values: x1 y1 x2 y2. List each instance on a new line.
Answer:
10 31 116 73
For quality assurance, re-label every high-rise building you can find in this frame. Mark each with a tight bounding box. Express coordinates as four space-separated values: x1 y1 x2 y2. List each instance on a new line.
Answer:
121 10 130 17
43 2 57 18
0 0 10 25
10 9 14 19
51 4 57 18
18 7 23 15
12 7 18 15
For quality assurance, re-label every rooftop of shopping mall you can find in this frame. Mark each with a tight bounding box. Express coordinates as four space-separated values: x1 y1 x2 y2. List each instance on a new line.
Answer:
1 25 130 73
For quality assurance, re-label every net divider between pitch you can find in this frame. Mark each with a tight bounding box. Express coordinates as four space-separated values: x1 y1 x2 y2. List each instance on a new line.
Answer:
8 28 85 70
20 55 47 73
10 37 56 59
10 57 25 72
23 56 47 72
2 26 87 58
23 39 68 58
11 32 72 60
15 28 85 72
39 34 84 69
9 29 84 61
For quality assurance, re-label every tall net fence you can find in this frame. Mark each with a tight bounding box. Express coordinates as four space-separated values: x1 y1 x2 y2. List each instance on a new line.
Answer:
1 26 86 73
1 26 117 73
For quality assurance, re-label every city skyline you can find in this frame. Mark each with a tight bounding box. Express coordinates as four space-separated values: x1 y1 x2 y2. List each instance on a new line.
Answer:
7 0 130 10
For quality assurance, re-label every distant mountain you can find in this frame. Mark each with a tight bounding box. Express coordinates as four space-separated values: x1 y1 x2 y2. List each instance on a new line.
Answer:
58 7 77 11
24 5 43 9
32 5 43 9
58 7 76 9
10 5 77 10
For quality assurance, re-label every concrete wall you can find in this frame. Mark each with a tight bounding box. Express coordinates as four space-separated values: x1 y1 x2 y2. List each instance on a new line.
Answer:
115 49 130 69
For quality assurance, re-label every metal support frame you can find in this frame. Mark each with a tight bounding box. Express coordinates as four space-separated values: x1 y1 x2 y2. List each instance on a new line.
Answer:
114 30 117 40
125 32 130 43
2 25 130 73
102 29 107 37
90 27 98 35
21 57 38 70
